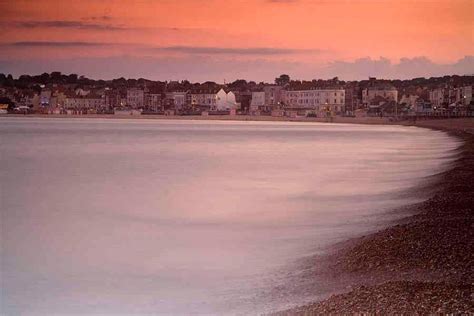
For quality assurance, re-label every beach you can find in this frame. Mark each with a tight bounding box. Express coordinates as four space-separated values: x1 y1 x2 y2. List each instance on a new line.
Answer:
3 113 395 125
275 118 474 314
1 115 472 314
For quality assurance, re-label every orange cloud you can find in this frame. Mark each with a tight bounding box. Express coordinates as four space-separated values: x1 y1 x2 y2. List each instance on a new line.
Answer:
1 0 472 78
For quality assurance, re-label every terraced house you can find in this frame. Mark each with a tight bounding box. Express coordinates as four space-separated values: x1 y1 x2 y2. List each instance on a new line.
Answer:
126 88 145 108
64 95 104 110
362 85 398 106
283 88 346 114
191 89 219 110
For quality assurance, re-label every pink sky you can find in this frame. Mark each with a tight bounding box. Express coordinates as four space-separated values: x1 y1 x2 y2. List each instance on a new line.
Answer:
0 0 473 81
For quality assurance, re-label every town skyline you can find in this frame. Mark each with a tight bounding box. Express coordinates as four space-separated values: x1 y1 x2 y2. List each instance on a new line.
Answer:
2 71 472 119
1 0 473 81
3 71 474 85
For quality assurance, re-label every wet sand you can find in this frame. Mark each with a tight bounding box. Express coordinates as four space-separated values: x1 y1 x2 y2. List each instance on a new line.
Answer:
274 118 474 314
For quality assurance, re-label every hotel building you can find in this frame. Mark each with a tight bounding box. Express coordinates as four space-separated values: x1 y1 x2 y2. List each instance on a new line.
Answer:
282 89 346 113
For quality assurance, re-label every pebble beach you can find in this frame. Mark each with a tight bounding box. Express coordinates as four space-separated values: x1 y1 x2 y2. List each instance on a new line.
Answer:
275 118 474 314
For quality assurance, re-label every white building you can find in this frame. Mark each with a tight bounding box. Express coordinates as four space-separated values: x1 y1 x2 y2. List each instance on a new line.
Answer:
283 89 345 113
362 87 398 105
191 88 238 111
215 89 238 111
127 88 145 108
250 91 265 112
429 88 446 108
456 85 472 106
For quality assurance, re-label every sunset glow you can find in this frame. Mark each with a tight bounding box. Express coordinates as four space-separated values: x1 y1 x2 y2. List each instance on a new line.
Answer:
1 0 473 81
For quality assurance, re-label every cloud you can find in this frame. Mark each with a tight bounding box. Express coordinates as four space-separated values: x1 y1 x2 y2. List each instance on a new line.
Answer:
267 0 299 3
0 20 206 34
82 15 113 21
0 55 303 82
7 20 126 31
0 55 472 82
1 42 318 56
153 46 321 55
321 56 474 80
6 41 114 47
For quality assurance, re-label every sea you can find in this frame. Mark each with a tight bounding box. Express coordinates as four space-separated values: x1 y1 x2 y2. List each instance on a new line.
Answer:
0 118 460 315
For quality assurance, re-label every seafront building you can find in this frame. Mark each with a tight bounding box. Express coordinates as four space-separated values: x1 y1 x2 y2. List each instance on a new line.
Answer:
399 94 419 109
2 72 473 118
64 95 104 110
264 85 284 109
429 85 472 108
104 89 122 109
165 91 188 111
234 90 252 113
250 91 265 115
455 85 472 106
282 88 346 114
191 88 239 111
215 89 239 111
191 89 219 109
362 86 398 106
126 88 145 108
40 89 52 107
145 89 163 112
429 88 447 108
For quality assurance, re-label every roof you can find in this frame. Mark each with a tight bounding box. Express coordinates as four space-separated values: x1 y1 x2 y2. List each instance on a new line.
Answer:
190 89 220 94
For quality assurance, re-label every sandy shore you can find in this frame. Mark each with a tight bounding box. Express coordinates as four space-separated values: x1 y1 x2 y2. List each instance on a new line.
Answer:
274 118 474 315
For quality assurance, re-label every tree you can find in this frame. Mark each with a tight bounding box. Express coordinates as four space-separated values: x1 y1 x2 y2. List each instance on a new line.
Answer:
18 75 32 84
112 77 127 87
50 71 62 82
228 79 248 91
39 73 50 84
275 74 290 86
67 74 78 84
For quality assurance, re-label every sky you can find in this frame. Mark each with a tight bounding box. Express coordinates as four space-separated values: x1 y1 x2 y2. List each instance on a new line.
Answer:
0 0 473 82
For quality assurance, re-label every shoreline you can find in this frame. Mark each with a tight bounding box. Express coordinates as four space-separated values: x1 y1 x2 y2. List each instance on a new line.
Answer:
2 113 472 130
274 118 474 314
1 113 396 125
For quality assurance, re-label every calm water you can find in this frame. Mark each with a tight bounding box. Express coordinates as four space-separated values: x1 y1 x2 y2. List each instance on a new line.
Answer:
0 118 460 315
